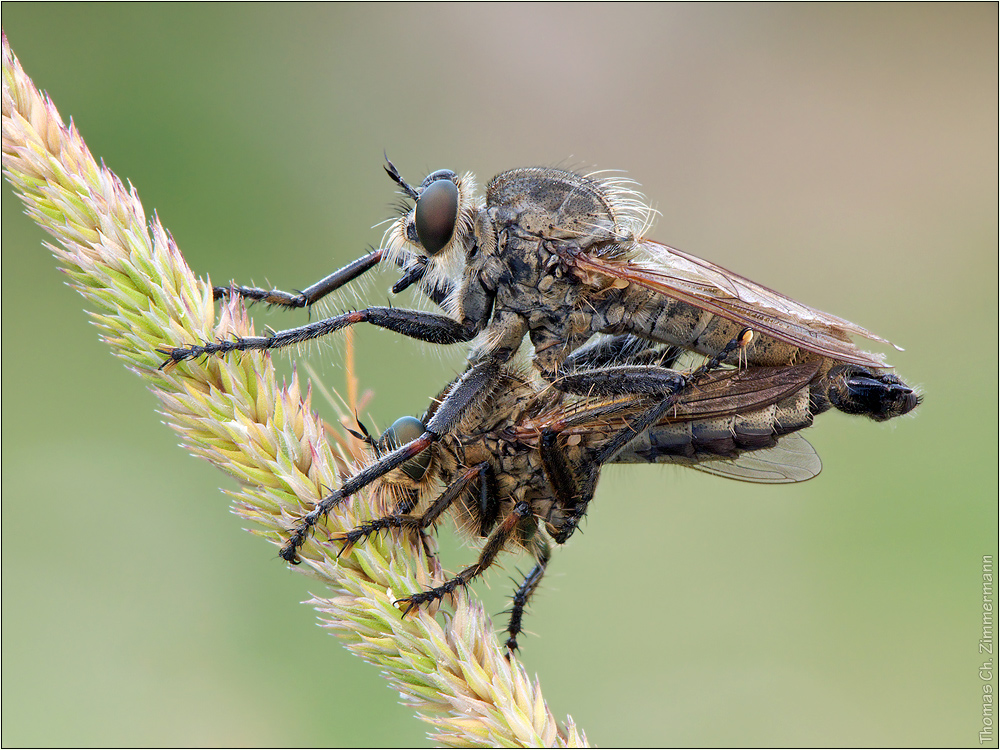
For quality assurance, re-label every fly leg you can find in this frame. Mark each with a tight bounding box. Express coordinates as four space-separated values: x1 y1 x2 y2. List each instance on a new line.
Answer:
158 305 480 367
538 429 599 546
388 254 455 305
553 328 751 398
560 335 683 373
335 464 484 553
527 333 752 546
277 355 504 563
493 334 742 652
211 249 385 309
207 155 459 311
599 330 754 463
212 246 457 311
381 486 441 564
395 501 536 615
496 428 601 652
384 462 555 655
504 538 551 653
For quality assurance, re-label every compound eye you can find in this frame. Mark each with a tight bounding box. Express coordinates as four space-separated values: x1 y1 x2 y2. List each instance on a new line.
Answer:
414 178 459 255
379 416 432 481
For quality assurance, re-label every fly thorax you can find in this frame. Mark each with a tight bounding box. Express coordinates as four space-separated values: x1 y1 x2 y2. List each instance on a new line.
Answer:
485 167 622 244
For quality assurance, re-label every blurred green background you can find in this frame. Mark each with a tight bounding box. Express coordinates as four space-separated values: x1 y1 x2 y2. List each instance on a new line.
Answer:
2 5 996 747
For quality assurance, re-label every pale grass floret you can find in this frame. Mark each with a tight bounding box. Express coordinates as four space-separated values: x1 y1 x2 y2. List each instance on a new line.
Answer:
1 33 586 748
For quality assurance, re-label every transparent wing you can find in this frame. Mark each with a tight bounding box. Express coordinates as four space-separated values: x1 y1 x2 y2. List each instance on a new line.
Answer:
687 433 822 484
572 239 897 368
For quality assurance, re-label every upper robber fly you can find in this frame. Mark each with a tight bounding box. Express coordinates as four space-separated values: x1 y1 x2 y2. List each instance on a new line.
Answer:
161 159 918 417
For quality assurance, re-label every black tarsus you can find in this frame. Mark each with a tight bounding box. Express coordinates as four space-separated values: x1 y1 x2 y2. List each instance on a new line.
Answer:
504 540 551 653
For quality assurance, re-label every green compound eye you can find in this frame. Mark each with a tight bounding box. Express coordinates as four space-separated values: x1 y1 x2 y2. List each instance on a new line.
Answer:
379 416 432 481
414 178 459 255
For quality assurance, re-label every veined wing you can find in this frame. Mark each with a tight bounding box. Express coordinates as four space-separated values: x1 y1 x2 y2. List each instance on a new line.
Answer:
607 365 824 484
685 433 822 484
572 239 897 368
524 363 823 484
522 361 820 438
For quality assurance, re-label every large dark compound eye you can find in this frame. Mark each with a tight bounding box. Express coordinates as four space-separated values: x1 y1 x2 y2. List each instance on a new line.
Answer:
414 178 459 255
379 416 432 481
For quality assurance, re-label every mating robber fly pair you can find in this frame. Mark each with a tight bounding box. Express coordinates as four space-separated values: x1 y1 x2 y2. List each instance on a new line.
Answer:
160 160 919 651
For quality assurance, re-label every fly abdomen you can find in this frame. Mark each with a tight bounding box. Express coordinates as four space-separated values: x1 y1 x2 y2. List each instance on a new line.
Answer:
624 287 817 368
812 364 921 421
615 387 815 464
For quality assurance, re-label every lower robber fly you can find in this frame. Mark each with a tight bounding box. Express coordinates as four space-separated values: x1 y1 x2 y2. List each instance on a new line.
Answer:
328 330 892 651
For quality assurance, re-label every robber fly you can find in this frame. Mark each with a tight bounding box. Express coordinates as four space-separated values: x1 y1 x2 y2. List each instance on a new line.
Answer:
339 328 881 651
160 160 919 562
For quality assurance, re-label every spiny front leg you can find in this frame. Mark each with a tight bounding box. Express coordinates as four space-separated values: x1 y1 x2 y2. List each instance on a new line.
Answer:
212 248 384 309
158 306 477 368
278 430 439 563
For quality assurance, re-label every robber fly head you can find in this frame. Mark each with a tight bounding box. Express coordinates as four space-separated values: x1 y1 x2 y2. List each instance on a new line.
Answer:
381 159 480 291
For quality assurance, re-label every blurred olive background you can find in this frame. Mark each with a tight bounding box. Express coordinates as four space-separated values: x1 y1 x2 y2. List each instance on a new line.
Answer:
2 5 996 747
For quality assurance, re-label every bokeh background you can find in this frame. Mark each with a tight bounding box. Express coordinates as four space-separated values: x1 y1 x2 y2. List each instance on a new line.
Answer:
2 5 996 747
